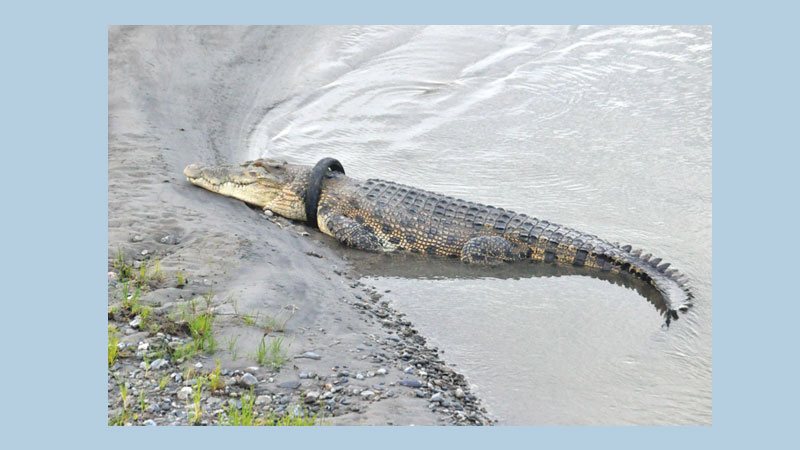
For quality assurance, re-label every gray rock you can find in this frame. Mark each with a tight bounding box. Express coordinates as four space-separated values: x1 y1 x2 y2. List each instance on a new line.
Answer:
278 380 301 389
296 351 321 360
455 388 465 399
355 373 365 380
430 393 443 403
304 391 320 403
413 389 425 398
398 380 422 388
298 372 309 379
177 386 192 400
150 359 169 370
255 395 272 406
376 368 387 375
129 317 142 328
404 366 414 374
131 235 144 242
160 235 181 245
143 419 157 426
360 390 375 400
239 373 258 387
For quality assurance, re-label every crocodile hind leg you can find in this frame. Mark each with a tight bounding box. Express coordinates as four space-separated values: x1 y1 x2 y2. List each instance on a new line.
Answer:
460 236 532 264
319 213 384 251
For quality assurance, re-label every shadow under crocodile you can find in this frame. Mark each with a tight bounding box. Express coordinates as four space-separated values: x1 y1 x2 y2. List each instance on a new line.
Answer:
328 244 678 327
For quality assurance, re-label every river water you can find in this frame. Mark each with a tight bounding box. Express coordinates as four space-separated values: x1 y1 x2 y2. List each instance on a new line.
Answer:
247 25 712 425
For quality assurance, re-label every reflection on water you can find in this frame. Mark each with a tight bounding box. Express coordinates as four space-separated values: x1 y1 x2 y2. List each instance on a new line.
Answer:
340 249 672 323
251 25 711 425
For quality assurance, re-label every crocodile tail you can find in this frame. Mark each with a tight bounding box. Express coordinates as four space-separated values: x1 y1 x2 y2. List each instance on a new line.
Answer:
523 226 693 322
604 245 693 324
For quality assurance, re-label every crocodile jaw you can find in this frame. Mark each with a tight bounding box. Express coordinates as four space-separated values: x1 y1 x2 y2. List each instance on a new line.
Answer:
184 162 282 208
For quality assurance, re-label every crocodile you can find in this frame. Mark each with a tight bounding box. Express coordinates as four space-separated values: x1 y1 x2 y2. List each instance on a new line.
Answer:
184 157 693 322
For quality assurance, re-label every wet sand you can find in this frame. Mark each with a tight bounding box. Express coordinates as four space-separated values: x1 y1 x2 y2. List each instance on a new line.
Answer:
108 26 491 426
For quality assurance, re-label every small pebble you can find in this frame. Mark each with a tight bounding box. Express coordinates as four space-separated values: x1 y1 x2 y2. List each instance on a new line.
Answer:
304 391 320 403
151 359 168 370
278 380 301 389
177 386 192 400
296 351 321 360
160 235 180 245
239 373 258 387
360 390 375 400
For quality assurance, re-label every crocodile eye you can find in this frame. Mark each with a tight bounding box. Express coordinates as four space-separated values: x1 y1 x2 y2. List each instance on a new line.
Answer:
251 159 286 168
264 159 286 168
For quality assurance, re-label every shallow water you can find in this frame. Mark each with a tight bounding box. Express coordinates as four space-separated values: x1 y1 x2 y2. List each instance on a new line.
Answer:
249 25 712 425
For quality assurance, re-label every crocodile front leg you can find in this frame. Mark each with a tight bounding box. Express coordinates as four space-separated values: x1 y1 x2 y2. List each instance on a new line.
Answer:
319 213 384 251
460 236 532 264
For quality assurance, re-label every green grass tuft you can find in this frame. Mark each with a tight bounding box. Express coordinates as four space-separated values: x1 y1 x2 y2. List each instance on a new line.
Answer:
218 390 318 426
108 325 120 368
256 336 288 369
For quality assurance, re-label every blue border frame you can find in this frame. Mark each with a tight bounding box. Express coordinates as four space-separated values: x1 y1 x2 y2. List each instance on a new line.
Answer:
13 0 790 447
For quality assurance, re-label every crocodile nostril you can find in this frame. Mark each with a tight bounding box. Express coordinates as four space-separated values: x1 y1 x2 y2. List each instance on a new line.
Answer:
183 163 203 178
